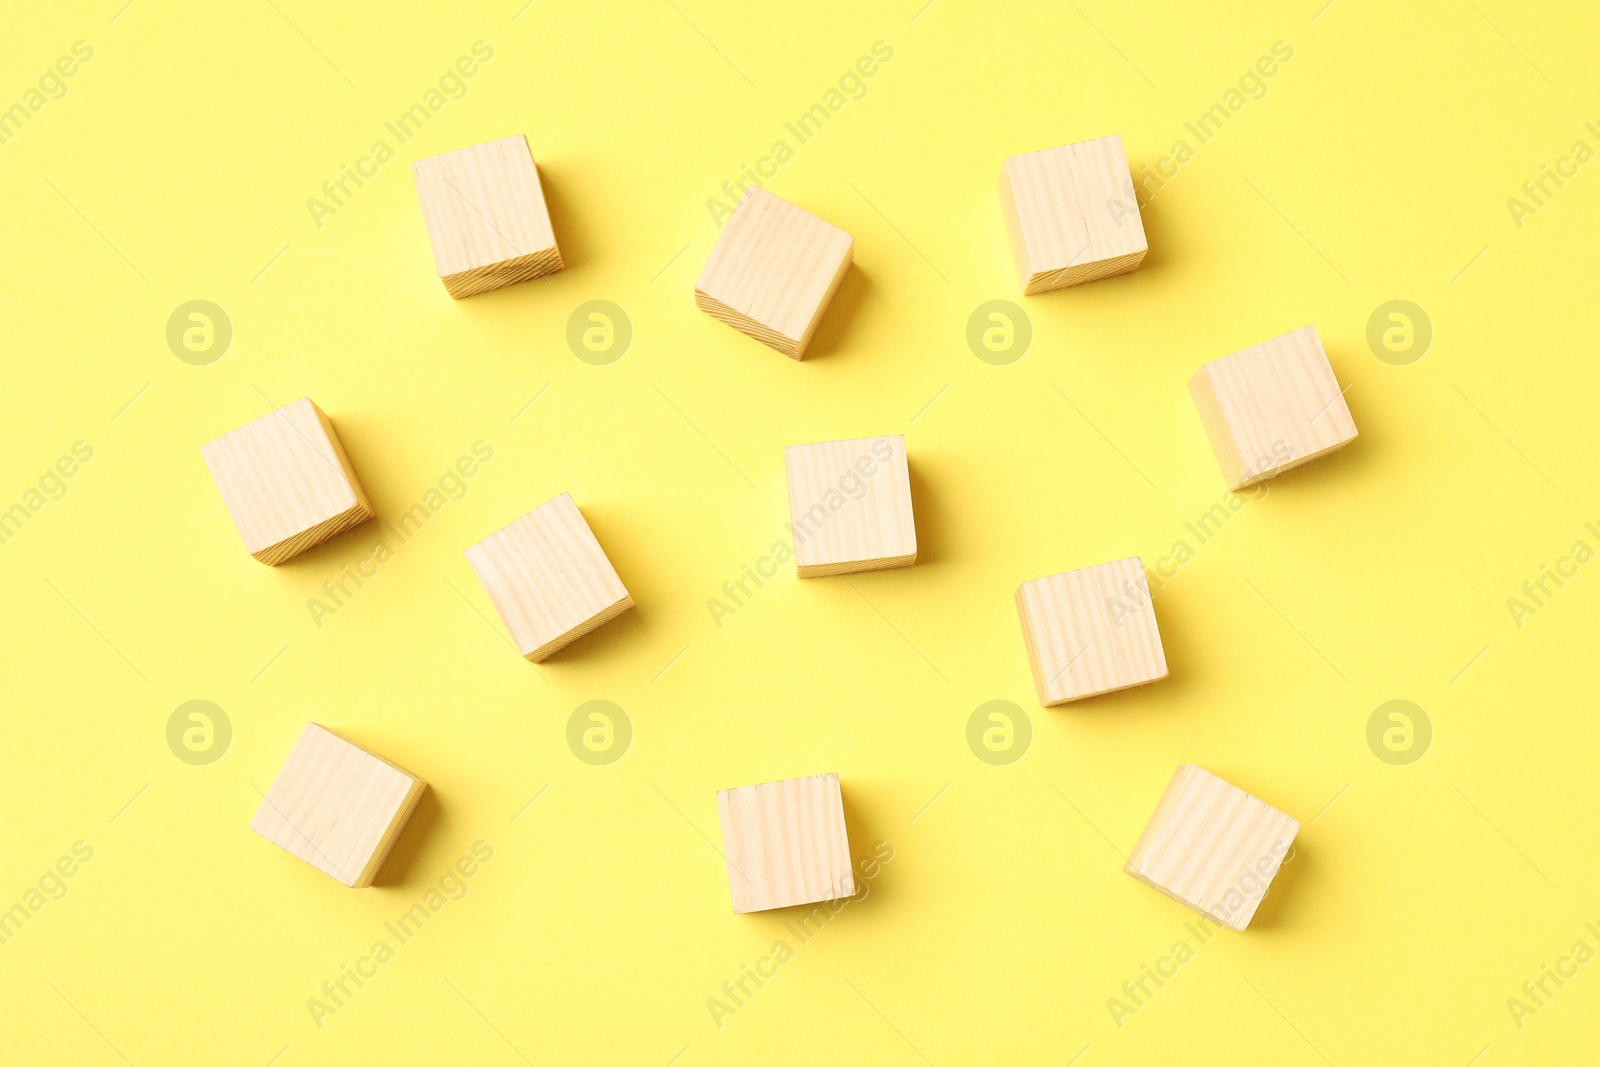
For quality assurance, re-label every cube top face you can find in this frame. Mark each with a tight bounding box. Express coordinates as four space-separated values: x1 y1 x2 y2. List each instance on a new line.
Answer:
1000 135 1147 294
200 397 374 565
1189 325 1358 490
251 723 427 888
1125 765 1300 932
464 493 633 661
717 773 854 914
412 135 563 298
695 186 854 358
784 435 916 577
1015 557 1167 706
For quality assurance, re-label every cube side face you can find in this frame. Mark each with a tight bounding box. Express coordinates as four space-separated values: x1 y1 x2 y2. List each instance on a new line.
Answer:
717 774 854 914
250 724 427 888
1195 326 1359 488
1015 557 1167 705
464 493 632 661
1125 765 1300 931
696 187 854 357
201 398 374 565
784 435 916 577
1001 136 1147 294
413 135 563 296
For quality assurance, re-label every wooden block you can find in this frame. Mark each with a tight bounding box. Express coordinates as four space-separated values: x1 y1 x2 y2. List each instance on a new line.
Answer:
200 397 374 565
1125 765 1300 932
695 186 854 359
412 135 564 299
251 723 427 888
999 135 1147 294
1015 557 1167 706
717 773 854 914
464 493 633 661
784 435 916 577
1189 325 1359 490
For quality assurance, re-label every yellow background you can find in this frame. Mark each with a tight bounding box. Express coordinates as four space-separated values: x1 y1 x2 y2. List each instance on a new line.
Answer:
3 0 1598 1063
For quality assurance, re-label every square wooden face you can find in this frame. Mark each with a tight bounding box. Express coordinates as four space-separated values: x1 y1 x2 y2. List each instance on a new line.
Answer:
1000 134 1147 293
1016 557 1168 705
717 774 854 914
784 435 916 577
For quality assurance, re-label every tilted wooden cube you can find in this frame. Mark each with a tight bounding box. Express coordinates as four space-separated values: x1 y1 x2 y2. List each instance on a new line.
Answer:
1189 325 1359 490
1016 557 1167 706
464 493 633 661
201 397 374 565
999 134 1147 294
717 773 854 914
784 435 916 577
1125 765 1300 932
413 135 564 298
251 723 427 888
696 186 854 359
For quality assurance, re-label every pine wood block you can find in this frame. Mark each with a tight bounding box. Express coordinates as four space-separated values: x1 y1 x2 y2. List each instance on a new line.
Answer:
1189 325 1359 490
999 134 1147 294
1015 557 1167 706
717 773 854 914
695 186 854 359
412 135 564 299
200 397 374 565
251 723 427 888
464 493 633 661
784 435 916 577
1125 765 1300 932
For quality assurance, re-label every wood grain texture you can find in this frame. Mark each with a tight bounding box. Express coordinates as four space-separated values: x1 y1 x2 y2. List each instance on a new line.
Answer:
784 435 916 577
717 773 854 914
412 134 564 299
1125 765 1300 932
200 397 374 565
999 134 1147 295
1189 325 1358 490
1015 557 1167 706
695 186 854 358
463 493 633 661
250 723 427 888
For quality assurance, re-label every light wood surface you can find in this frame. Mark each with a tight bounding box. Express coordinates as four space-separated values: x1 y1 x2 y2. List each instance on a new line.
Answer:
1015 556 1167 706
1125 764 1300 932
999 134 1147 294
200 397 374 565
1188 324 1359 490
784 434 916 577
412 134 564 298
463 492 633 661
250 723 427 889
695 186 854 358
717 773 854 914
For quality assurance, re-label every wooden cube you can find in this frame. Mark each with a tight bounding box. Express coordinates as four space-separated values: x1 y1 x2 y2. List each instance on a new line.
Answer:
717 773 854 914
251 723 427 888
201 397 374 565
784 435 916 577
1016 557 1167 706
1125 765 1300 932
695 186 854 359
412 135 564 299
999 135 1147 294
1189 325 1359 490
464 493 633 661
